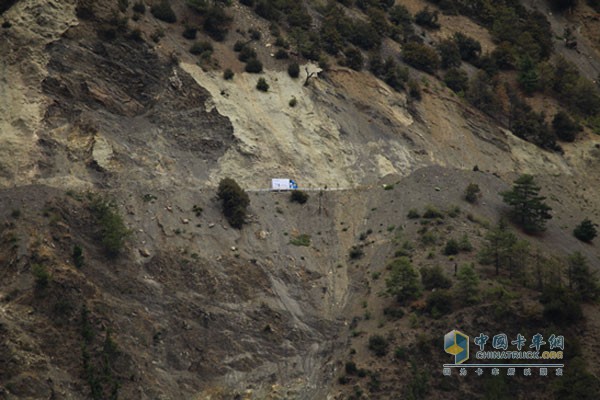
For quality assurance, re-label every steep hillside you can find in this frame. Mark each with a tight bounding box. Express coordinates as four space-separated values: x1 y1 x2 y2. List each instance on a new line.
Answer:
1 0 600 399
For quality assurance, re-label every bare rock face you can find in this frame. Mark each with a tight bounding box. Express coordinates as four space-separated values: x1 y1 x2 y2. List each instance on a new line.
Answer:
91 135 113 171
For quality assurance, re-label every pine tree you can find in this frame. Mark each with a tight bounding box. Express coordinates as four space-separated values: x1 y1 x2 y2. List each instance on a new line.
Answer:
479 220 517 275
386 257 422 304
568 252 600 301
573 218 598 242
501 174 552 232
456 263 479 305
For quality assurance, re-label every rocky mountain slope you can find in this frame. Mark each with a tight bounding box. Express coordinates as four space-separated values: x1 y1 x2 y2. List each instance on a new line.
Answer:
1 0 600 399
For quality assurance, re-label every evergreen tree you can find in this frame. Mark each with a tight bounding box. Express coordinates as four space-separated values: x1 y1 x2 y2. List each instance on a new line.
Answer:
217 178 250 229
437 39 461 69
568 252 600 301
553 111 582 142
573 218 597 242
479 220 517 275
501 174 552 232
386 257 422 304
456 263 479 305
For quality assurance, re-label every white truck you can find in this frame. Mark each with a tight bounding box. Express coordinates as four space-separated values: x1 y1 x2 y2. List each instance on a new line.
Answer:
271 179 298 191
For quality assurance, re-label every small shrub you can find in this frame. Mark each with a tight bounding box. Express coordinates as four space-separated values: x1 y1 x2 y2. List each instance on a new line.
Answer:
553 111 582 142
32 264 51 291
443 238 459 255
246 58 263 73
275 49 289 59
288 62 300 78
223 68 234 80
426 289 453 317
444 68 468 93
458 234 473 252
415 7 440 29
150 28 164 43
408 79 422 100
420 231 438 246
573 218 598 242
190 41 213 55
290 190 308 204
73 245 84 268
238 46 257 62
454 32 481 62
407 209 420 219
133 2 146 14
192 205 203 217
447 205 461 218
10 209 20 218
402 42 440 73
90 198 130 257
422 206 444 219
151 0 177 23
128 28 144 42
289 97 297 107
118 0 129 12
349 245 364 260
290 234 311 246
383 306 405 319
344 47 364 71
395 346 408 360
203 5 232 41
421 265 452 290
248 28 261 40
256 77 269 91
233 40 246 52
182 26 197 40
345 361 358 375
464 183 481 203
368 335 389 357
